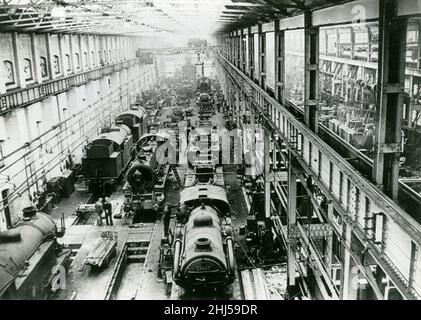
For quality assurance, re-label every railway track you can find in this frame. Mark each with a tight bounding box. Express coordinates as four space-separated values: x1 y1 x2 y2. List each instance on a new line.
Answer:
103 225 155 300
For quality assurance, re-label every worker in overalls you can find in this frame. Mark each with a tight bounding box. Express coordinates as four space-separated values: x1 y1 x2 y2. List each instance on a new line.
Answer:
95 198 104 226
103 197 113 226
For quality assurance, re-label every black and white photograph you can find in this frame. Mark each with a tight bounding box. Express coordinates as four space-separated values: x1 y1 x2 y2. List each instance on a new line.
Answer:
0 0 420 307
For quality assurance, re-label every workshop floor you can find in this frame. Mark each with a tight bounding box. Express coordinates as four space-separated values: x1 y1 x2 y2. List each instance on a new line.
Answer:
51 107 251 300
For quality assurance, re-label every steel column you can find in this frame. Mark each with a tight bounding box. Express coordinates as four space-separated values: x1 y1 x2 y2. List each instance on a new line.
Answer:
235 90 240 125
373 0 407 200
250 94 257 178
236 34 240 68
264 127 271 220
239 29 244 72
254 25 260 84
274 21 285 104
227 35 231 63
232 34 237 67
259 26 266 89
246 28 252 78
418 22 421 70
341 221 359 299
304 11 320 133
326 203 334 271
287 152 297 286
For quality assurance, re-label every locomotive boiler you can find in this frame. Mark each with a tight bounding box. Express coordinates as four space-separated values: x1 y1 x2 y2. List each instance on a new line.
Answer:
173 185 235 290
0 207 57 299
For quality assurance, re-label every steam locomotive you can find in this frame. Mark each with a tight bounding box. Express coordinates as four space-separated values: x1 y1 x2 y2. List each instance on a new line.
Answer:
123 132 175 217
196 77 214 119
0 207 58 299
82 107 148 194
173 185 235 290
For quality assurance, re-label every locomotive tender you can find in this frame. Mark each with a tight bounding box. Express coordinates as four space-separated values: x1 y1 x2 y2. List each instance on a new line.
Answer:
173 185 235 290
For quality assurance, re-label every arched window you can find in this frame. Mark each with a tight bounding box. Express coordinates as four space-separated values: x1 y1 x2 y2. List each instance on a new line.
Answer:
53 55 60 74
40 56 48 78
84 52 88 68
23 58 33 81
65 54 71 72
3 60 15 85
91 51 95 66
75 53 80 69
109 50 112 63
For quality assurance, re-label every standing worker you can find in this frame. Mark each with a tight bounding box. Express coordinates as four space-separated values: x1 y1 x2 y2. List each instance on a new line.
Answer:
122 201 132 225
103 197 113 226
176 202 187 224
163 205 172 237
95 198 104 226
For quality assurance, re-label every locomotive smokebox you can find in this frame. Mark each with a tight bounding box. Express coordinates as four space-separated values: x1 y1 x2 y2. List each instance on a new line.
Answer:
126 163 157 193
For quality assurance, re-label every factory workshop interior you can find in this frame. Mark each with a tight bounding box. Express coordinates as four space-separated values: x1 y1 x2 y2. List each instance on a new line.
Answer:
0 0 421 303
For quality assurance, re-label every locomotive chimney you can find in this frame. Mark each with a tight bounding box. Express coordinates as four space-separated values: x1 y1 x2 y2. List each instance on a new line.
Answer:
195 237 212 251
22 206 37 220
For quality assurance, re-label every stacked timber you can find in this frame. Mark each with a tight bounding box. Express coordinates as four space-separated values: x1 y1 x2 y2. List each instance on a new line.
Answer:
85 232 118 269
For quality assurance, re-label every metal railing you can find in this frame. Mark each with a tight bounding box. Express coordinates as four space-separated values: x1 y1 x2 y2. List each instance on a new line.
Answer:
0 58 140 115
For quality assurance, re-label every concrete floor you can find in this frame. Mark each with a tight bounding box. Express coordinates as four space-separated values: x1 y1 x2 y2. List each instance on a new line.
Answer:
54 223 155 300
50 181 92 226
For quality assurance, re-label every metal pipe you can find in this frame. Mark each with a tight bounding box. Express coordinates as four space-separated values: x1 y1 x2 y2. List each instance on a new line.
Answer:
173 239 181 279
226 237 235 276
